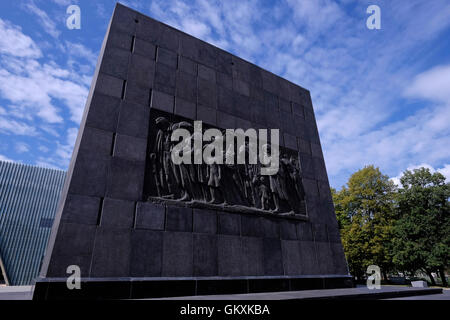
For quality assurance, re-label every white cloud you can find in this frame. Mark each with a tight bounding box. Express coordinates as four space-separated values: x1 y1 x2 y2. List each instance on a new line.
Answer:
0 154 14 162
65 41 97 64
404 64 450 103
391 163 450 186
0 117 37 136
50 0 76 6
0 20 89 124
38 145 49 153
24 0 61 38
0 19 42 58
15 142 30 153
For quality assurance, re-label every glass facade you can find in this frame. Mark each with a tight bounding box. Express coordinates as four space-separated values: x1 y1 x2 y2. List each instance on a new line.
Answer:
0 161 65 285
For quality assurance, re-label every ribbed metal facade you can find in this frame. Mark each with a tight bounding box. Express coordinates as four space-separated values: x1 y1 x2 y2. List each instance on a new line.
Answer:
0 161 65 285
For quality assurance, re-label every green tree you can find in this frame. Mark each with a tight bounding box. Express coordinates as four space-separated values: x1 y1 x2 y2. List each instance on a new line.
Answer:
333 165 396 280
392 168 449 286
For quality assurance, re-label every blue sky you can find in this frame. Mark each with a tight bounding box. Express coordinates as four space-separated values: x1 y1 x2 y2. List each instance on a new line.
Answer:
0 0 449 189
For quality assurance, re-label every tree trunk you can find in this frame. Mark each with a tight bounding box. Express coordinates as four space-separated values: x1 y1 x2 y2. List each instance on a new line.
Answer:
426 270 436 286
438 268 448 287
382 270 388 282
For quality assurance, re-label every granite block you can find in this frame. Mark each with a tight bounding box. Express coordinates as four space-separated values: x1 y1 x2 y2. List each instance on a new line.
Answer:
297 222 313 241
69 153 109 197
193 208 217 234
124 81 151 106
105 157 145 201
197 104 216 126
95 73 124 98
100 47 130 79
178 56 197 76
241 236 264 276
193 234 218 276
176 71 197 103
91 227 131 277
86 93 121 132
117 101 150 139
157 46 178 68
198 64 216 82
198 77 217 109
281 240 302 275
165 206 193 232
298 240 319 274
218 235 242 276
133 37 156 59
113 134 147 161
52 222 96 257
162 232 193 276
262 238 283 275
151 90 174 113
174 97 196 119
127 54 155 88
79 126 113 158
217 213 240 235
61 194 101 225
130 229 163 276
280 220 297 240
154 62 176 95
135 202 165 230
100 197 135 228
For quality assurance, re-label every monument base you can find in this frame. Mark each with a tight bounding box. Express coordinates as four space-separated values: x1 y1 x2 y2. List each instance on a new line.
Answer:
33 275 353 300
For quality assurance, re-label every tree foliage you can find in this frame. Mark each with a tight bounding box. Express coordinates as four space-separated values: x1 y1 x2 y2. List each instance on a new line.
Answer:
333 166 449 286
392 168 450 285
332 165 396 279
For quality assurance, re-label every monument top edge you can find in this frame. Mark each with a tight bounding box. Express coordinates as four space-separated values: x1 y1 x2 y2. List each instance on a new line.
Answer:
113 2 311 95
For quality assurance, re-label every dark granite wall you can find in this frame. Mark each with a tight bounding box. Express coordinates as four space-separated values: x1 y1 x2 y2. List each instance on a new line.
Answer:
40 3 348 284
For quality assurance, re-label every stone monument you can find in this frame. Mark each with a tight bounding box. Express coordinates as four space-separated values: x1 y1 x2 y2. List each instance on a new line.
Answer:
34 3 351 300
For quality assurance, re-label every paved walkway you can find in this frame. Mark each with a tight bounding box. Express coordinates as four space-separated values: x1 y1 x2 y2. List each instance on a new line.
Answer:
152 286 445 300
0 285 447 300
0 285 33 300
386 288 450 300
